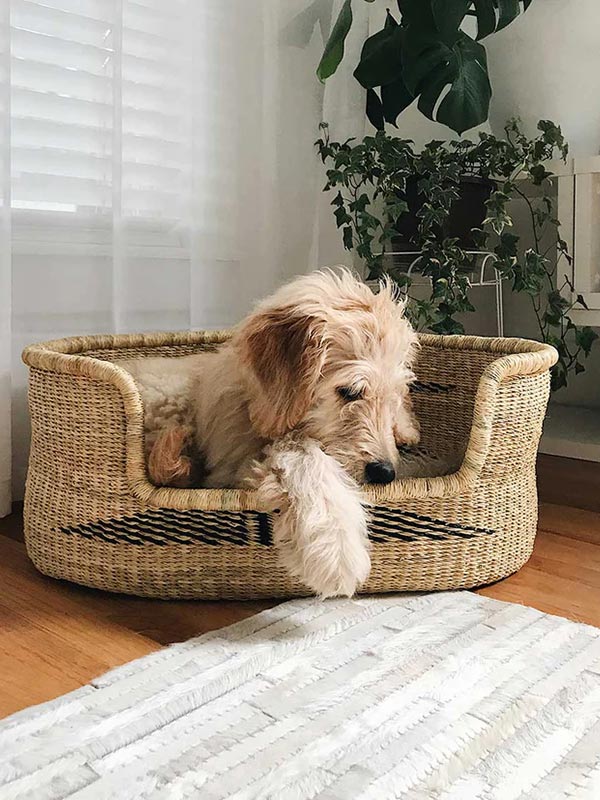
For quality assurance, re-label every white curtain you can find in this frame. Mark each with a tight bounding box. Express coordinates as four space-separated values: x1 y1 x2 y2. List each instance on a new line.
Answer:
0 0 368 514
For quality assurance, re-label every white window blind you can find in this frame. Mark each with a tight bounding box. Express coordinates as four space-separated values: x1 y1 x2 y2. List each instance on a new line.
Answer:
11 0 192 223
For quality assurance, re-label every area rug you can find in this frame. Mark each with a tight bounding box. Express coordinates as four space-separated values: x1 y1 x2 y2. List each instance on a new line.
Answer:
1 593 600 799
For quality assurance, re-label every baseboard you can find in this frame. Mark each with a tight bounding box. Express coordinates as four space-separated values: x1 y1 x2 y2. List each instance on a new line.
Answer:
537 453 600 514
540 405 600 463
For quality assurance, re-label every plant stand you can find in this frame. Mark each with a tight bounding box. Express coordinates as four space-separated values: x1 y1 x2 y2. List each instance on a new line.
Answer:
375 250 505 337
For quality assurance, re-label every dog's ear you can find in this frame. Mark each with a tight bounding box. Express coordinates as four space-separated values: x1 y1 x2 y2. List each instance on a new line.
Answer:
236 306 327 438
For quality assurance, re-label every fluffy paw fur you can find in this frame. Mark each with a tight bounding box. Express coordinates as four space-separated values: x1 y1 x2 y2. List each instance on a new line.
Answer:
254 435 371 598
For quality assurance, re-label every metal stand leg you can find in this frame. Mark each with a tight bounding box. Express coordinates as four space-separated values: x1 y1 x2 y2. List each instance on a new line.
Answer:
495 269 504 338
376 250 505 337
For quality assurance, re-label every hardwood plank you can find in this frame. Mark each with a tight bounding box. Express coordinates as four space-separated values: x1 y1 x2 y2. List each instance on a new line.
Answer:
0 535 276 717
478 529 600 627
100 600 276 646
538 502 600 545
0 537 162 718
2 482 599 719
478 565 600 627
531 530 600 578
0 536 280 645
0 604 151 718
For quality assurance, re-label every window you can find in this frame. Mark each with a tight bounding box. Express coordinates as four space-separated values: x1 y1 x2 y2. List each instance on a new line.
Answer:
11 0 191 224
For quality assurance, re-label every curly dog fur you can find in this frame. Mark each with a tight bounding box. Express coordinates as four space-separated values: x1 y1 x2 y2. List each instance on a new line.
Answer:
120 268 420 596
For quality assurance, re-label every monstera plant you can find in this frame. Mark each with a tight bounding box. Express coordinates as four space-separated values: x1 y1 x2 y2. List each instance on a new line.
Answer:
318 0 534 134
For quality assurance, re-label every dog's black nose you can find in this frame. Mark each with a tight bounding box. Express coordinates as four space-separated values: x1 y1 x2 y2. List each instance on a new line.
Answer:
365 461 396 484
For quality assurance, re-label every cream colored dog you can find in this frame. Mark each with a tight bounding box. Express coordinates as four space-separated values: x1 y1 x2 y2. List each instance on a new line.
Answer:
121 269 420 597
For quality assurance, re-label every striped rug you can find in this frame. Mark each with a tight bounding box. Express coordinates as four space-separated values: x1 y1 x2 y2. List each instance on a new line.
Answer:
1 593 599 799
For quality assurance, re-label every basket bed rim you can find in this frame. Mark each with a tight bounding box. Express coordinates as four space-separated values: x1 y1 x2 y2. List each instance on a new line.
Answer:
22 330 557 512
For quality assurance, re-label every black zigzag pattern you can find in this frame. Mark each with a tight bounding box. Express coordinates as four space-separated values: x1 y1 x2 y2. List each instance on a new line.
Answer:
59 507 493 547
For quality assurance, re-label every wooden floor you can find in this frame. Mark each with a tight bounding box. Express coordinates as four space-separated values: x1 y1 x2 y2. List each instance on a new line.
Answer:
1 454 599 719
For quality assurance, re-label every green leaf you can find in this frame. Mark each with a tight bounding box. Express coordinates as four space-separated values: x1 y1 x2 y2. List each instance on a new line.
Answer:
432 0 470 38
547 289 569 313
473 0 497 39
470 227 487 248
529 163 552 185
354 15 402 89
417 60 456 121
543 310 561 327
431 317 465 335
575 361 586 375
366 88 385 130
401 32 450 96
471 0 532 40
402 28 491 134
342 226 354 250
496 0 521 32
351 193 370 212
392 272 411 289
397 0 437 26
575 326 599 356
386 198 409 221
551 365 568 391
334 206 351 227
435 35 491 134
495 230 519 258
381 75 415 124
317 0 353 82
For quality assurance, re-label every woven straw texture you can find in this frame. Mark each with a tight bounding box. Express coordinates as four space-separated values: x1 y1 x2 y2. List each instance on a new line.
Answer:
2 593 600 799
22 331 557 599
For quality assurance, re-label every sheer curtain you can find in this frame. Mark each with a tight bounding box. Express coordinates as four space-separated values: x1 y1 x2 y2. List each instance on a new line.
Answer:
0 0 368 514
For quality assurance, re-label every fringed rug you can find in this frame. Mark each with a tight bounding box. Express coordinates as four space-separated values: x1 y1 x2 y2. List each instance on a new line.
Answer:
1 593 600 799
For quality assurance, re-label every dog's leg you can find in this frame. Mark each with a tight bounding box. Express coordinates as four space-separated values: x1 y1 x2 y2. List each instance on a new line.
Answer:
254 435 371 598
147 425 195 488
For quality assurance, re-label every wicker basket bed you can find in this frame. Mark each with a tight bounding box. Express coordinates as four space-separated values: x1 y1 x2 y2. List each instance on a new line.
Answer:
22 331 557 599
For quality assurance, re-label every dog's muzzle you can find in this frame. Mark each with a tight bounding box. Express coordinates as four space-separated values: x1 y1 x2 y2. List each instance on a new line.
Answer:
365 461 396 485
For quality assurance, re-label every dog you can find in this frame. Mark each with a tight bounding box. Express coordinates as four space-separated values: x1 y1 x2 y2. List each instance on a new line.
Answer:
121 268 420 596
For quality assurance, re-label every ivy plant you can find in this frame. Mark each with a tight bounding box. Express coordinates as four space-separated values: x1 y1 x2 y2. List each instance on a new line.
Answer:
316 118 598 390
317 0 534 135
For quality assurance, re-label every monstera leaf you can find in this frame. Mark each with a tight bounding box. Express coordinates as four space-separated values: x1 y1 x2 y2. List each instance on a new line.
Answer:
317 0 534 134
432 0 534 39
402 28 492 134
353 10 415 127
316 0 353 82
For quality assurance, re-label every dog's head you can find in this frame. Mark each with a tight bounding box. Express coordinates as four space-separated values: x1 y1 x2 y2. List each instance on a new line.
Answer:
234 269 419 485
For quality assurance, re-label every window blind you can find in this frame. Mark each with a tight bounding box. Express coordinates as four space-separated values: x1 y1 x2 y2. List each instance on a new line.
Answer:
10 0 192 222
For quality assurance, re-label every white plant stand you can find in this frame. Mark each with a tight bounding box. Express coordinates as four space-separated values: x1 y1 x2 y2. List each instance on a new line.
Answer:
377 250 505 337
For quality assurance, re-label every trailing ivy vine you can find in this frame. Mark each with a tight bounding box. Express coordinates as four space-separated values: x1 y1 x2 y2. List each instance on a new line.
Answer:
316 118 597 390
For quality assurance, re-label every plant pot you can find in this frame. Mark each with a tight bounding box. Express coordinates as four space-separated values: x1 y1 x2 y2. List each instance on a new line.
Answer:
392 175 496 251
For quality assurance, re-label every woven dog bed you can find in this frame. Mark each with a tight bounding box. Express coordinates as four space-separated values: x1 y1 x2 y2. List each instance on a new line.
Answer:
22 332 557 599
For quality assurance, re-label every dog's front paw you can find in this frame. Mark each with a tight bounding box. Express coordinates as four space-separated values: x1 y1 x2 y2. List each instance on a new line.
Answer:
253 435 372 598
300 530 371 599
274 464 371 597
395 422 420 450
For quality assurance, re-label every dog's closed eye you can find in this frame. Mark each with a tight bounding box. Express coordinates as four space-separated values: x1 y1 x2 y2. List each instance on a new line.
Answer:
337 386 363 402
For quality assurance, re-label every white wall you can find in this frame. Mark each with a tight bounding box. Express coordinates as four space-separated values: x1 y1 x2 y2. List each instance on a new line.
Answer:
486 0 600 157
486 0 600 411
